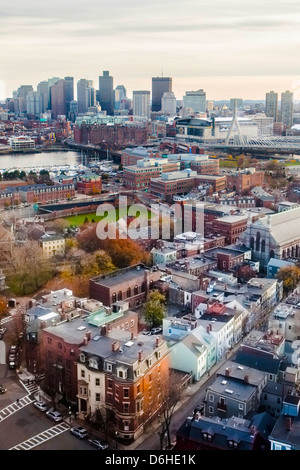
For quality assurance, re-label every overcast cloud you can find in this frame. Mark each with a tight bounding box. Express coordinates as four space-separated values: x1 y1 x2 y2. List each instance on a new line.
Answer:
1 0 300 100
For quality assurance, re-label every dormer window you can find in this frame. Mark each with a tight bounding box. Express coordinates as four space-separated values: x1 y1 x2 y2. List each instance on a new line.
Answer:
88 358 98 369
117 366 128 379
228 440 239 449
79 353 86 363
202 432 213 441
106 363 113 372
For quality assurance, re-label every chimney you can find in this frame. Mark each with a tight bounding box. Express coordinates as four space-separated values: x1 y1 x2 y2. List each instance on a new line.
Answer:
156 336 160 347
209 323 212 331
225 367 230 377
206 325 210 334
138 350 142 361
86 330 91 341
244 375 249 384
101 325 108 336
285 417 292 431
112 341 120 352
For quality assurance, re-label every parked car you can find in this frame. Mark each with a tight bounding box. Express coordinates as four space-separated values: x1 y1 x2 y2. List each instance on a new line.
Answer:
151 326 162 335
0 385 7 394
46 409 63 422
70 426 88 439
33 400 48 412
142 330 151 336
87 438 109 450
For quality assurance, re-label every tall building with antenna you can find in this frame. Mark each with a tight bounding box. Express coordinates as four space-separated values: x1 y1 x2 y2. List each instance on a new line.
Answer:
151 76 172 112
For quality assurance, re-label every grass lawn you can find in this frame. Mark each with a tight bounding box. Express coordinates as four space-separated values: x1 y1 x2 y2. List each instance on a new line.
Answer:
64 207 152 226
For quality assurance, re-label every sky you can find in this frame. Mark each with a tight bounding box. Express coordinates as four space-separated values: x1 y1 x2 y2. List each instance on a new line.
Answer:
1 0 300 102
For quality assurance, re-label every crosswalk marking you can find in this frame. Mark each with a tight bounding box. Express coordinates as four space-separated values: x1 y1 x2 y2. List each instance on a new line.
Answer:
9 422 70 450
0 394 35 422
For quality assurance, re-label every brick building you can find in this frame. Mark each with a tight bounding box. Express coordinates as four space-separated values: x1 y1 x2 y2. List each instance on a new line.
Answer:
76 329 171 441
123 159 180 190
77 173 102 195
89 264 162 308
150 170 198 202
73 123 148 148
121 147 161 166
226 169 265 195
204 214 248 245
18 183 75 204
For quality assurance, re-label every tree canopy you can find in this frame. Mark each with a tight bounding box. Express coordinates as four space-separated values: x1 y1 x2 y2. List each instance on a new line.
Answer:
276 265 300 294
143 290 166 328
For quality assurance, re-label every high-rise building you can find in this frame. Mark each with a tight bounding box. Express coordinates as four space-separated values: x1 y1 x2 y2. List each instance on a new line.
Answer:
152 77 172 112
161 91 177 115
86 80 96 108
265 91 278 122
132 90 150 118
183 89 206 113
280 90 293 128
64 77 74 115
17 85 33 100
98 71 113 115
48 77 61 110
77 79 88 114
114 85 127 111
50 79 67 119
37 81 49 112
27 91 43 116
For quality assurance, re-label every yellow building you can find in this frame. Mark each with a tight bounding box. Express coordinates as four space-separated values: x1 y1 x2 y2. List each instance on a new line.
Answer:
40 234 65 258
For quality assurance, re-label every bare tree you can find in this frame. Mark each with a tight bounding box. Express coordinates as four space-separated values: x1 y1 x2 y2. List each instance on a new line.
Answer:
155 370 184 450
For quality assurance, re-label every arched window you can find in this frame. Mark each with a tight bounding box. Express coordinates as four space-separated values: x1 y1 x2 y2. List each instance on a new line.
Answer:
255 232 261 252
270 249 275 259
287 248 291 258
134 285 138 295
261 240 266 253
112 293 117 303
282 250 286 259
250 237 254 250
127 287 131 298
118 291 122 301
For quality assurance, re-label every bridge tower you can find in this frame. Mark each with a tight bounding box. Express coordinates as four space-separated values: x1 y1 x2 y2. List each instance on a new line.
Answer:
225 98 245 146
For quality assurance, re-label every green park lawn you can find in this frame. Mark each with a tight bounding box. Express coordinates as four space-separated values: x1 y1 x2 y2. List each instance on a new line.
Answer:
64 207 152 227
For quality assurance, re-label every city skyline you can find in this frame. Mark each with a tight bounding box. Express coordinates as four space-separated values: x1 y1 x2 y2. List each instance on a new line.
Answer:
1 0 300 102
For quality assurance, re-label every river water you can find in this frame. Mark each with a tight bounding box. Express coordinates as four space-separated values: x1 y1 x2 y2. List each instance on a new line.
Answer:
0 150 100 171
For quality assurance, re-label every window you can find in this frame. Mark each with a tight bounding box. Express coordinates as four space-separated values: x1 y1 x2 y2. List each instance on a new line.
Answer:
228 440 239 449
70 349 75 356
95 378 100 386
47 337 52 345
118 291 122 301
127 287 131 298
107 379 112 389
238 403 243 410
106 363 113 372
112 293 117 303
202 432 212 441
81 370 85 378
95 393 100 402
123 403 129 413
57 342 62 349
79 386 87 395
124 388 129 398
209 394 214 402
137 384 141 394
134 285 138 295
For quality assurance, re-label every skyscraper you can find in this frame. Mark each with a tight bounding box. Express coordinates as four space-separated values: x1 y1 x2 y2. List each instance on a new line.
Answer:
280 90 293 128
17 85 33 100
114 85 127 111
132 91 150 118
27 91 43 116
37 81 49 112
50 79 67 119
98 71 114 115
152 77 172 112
77 79 88 114
183 90 206 113
265 91 278 122
48 77 61 110
64 76 74 115
161 92 177 115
